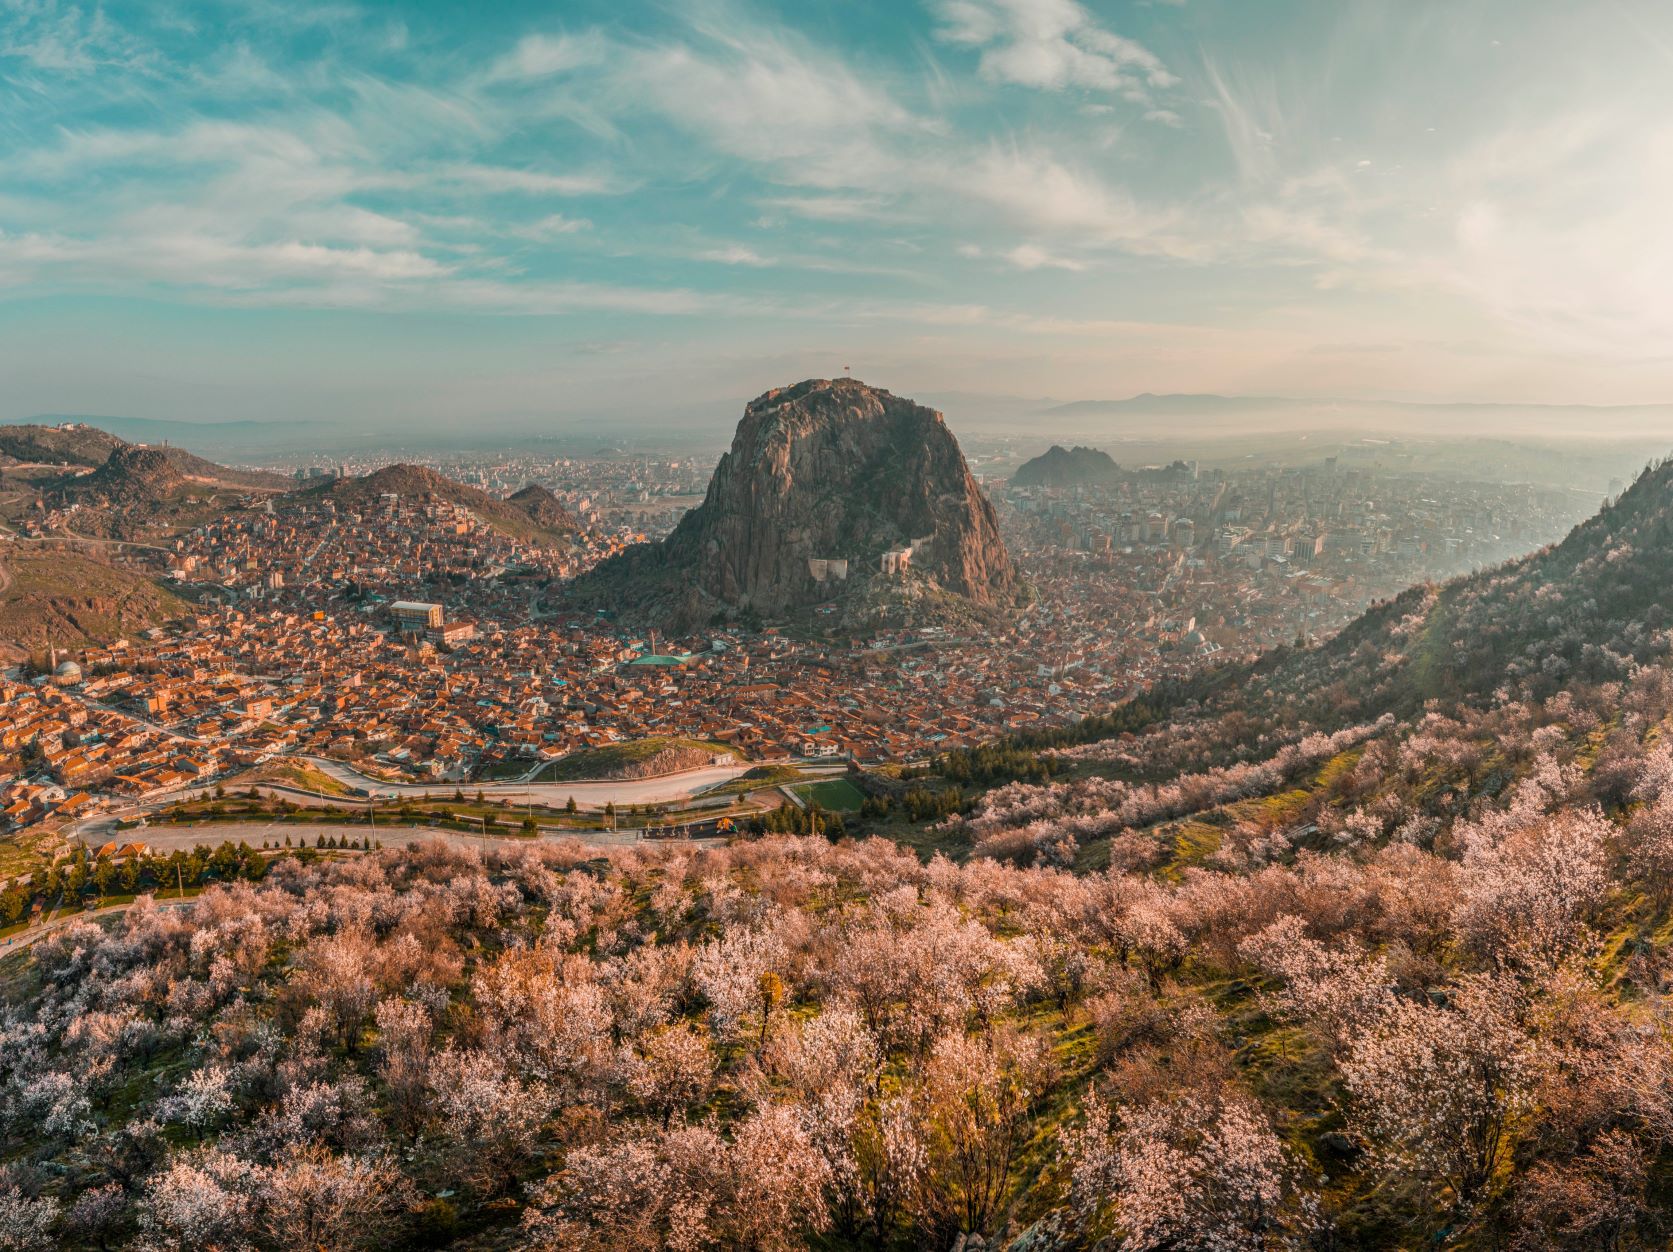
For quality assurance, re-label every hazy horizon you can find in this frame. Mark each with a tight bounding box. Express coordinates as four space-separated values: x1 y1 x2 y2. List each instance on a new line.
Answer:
6 0 1673 431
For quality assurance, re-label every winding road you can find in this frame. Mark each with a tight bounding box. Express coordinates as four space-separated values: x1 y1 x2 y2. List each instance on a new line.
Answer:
127 820 648 853
295 754 846 809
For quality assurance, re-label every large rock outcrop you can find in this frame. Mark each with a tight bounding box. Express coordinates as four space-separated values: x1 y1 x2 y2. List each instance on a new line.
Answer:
571 378 1018 627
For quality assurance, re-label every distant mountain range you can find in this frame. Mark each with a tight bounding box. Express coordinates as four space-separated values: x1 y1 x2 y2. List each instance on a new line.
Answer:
14 391 1673 460
1039 393 1292 417
1028 393 1673 441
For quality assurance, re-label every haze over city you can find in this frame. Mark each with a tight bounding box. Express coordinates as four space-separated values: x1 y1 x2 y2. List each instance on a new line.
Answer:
6 0 1673 432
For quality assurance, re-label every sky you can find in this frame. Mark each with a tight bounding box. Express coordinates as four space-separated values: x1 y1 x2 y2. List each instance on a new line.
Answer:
3 0 1673 432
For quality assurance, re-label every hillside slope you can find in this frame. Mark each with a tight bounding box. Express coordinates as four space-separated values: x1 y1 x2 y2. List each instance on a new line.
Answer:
0 544 187 651
1182 457 1673 726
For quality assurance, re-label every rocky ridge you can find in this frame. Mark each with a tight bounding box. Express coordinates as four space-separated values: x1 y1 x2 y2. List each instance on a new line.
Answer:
292 464 574 547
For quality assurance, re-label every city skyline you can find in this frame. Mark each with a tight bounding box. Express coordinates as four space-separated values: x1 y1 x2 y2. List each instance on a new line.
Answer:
4 0 1673 428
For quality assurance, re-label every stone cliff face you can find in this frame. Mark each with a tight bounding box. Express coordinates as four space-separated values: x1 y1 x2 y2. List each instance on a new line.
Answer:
573 378 1017 625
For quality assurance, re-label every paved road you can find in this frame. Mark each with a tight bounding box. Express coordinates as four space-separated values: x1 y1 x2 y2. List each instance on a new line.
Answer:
67 766 798 849
123 820 651 853
298 755 763 809
7 531 176 556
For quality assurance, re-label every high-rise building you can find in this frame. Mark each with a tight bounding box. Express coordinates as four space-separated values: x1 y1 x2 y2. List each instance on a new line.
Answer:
391 601 444 633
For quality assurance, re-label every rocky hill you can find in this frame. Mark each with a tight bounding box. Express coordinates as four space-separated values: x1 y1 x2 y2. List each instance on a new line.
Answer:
293 464 574 547
1011 444 1123 487
53 444 290 506
569 378 1019 628
506 483 579 533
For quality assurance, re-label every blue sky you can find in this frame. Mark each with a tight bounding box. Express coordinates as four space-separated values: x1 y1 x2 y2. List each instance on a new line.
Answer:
3 0 1672 430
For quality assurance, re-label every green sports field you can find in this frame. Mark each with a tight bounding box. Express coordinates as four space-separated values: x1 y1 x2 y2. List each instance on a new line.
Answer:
790 778 867 812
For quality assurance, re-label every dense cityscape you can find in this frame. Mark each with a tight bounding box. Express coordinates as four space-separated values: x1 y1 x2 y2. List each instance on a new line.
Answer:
0 434 1602 846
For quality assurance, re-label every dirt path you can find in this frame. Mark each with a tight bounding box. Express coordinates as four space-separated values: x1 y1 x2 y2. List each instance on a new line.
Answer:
1 897 195 955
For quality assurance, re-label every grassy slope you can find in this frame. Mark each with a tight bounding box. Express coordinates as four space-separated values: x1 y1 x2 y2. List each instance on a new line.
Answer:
0 547 187 648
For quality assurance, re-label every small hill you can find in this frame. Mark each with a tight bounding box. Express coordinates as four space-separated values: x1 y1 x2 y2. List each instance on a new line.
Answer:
0 423 126 469
1011 444 1123 487
294 464 573 547
0 545 187 652
570 378 1019 629
506 483 579 533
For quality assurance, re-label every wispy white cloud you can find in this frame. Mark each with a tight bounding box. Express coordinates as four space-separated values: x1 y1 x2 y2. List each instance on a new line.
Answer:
756 195 898 222
507 213 592 240
929 0 1176 97
9 0 1673 414
426 163 624 197
700 245 771 266
1003 243 1085 271
484 30 607 83
955 145 1198 256
0 0 158 73
0 228 451 287
613 25 920 186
